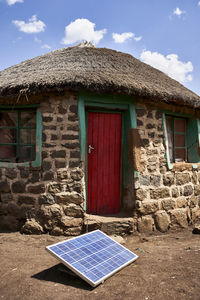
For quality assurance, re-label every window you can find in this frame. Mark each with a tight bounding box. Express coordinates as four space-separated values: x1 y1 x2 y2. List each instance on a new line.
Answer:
0 106 42 167
166 116 187 163
164 113 200 166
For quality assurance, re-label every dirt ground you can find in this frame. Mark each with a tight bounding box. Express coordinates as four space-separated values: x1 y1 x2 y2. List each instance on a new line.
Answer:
0 228 199 300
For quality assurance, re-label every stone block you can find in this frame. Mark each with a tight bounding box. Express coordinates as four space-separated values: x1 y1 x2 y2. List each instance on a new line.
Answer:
137 215 154 233
138 200 159 215
5 169 17 179
139 175 150 186
71 169 83 181
150 175 161 187
42 161 52 171
62 134 78 140
12 181 26 193
56 192 83 205
50 226 64 236
69 161 81 168
183 185 193 196
172 187 179 198
150 187 170 199
176 173 190 185
163 174 174 186
57 170 69 180
0 181 11 193
21 219 44 234
69 104 78 113
63 203 83 218
194 185 200 196
29 172 40 183
63 226 82 236
28 184 45 194
48 183 63 194
188 195 198 208
67 124 79 131
38 194 55 205
61 142 79 149
169 209 188 228
18 196 36 206
43 171 54 181
68 114 78 122
51 150 66 158
155 210 170 232
176 197 187 208
162 199 176 211
136 108 146 117
135 188 148 201
191 207 200 223
60 216 83 228
55 159 66 168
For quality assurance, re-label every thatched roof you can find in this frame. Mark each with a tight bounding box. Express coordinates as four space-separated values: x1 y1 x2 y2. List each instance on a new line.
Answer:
0 46 199 107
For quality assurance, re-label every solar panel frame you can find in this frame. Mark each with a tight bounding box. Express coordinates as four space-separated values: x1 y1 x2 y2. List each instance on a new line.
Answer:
46 229 138 287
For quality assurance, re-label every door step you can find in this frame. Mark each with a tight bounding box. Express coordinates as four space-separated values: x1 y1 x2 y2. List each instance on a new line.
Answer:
83 213 134 236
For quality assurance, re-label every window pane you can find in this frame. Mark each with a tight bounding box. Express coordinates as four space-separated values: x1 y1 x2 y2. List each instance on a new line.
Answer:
19 146 36 162
0 145 16 160
174 134 185 147
174 119 186 132
175 148 186 162
0 128 17 144
20 129 36 144
21 112 36 127
0 112 17 127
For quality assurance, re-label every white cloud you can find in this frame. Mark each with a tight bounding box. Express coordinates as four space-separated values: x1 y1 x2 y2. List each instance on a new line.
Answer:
6 0 23 5
12 15 46 34
198 1 200 6
134 36 142 42
62 18 106 45
112 32 142 43
112 32 134 43
173 7 185 17
140 50 193 83
41 44 51 50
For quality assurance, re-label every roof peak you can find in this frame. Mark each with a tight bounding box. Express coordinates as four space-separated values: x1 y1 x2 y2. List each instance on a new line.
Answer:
76 41 96 48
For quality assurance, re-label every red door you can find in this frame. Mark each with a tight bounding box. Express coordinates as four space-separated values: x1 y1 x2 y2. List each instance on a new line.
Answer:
87 112 122 215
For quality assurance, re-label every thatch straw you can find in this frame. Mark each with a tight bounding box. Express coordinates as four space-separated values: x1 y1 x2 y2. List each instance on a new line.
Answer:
0 46 199 107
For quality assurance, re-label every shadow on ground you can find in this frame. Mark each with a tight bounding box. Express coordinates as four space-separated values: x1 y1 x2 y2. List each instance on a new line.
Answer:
32 263 94 291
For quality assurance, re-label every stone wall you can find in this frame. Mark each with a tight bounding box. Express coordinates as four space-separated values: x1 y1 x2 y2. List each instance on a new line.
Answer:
1 94 200 235
0 92 84 235
134 104 200 232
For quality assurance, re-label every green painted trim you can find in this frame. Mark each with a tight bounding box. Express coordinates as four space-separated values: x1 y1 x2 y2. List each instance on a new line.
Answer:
80 91 135 104
78 96 86 162
85 102 128 110
32 109 42 167
159 109 191 118
129 103 137 128
78 92 137 212
162 113 173 170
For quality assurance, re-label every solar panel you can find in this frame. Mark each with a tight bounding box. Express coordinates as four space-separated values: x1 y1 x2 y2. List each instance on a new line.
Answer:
46 230 138 287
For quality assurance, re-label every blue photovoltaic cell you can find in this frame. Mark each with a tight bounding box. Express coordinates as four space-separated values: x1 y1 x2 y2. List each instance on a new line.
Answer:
46 230 138 287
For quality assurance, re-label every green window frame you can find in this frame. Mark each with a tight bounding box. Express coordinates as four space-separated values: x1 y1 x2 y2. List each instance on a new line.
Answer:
0 105 42 168
163 112 200 169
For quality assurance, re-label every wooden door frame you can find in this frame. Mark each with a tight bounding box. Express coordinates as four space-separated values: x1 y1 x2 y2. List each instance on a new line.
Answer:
78 92 137 212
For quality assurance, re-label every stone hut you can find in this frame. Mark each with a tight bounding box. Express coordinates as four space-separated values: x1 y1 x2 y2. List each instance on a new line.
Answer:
0 45 200 235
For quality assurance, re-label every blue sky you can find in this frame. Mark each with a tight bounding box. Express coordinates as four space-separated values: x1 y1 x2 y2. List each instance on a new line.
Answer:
0 0 200 95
